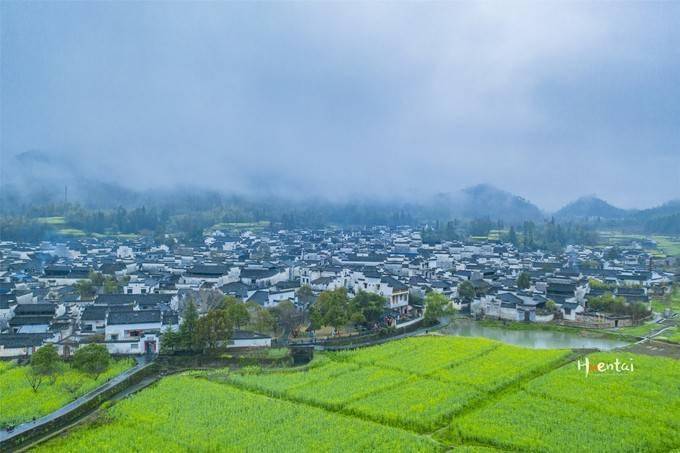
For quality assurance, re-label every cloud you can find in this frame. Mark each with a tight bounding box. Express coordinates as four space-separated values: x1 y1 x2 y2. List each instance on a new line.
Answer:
1 1 679 210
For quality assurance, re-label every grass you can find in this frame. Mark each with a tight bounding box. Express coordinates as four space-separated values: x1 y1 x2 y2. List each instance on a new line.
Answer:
657 326 680 343
609 320 662 337
0 359 134 428
651 235 680 257
651 287 680 314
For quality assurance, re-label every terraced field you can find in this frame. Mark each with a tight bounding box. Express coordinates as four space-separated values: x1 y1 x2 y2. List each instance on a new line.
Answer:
37 336 679 452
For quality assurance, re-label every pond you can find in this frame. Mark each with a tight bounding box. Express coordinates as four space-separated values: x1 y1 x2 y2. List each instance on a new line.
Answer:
441 320 630 350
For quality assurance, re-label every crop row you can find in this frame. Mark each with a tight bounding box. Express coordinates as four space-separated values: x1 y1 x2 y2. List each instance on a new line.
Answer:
37 375 441 452
215 337 571 432
331 336 500 374
451 352 680 452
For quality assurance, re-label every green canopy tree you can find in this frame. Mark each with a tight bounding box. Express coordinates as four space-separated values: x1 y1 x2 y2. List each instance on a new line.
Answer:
247 302 276 334
195 308 233 351
296 284 315 306
26 344 61 392
349 291 386 326
72 344 111 380
160 327 181 353
222 296 250 329
271 300 301 335
179 299 199 351
423 292 450 324
311 288 349 332
74 279 96 299
517 272 531 290
457 281 476 302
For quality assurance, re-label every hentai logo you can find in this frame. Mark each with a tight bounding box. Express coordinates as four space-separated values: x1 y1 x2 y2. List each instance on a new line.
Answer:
577 357 634 377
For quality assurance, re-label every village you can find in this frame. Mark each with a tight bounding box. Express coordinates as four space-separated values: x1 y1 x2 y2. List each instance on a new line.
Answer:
1 226 676 359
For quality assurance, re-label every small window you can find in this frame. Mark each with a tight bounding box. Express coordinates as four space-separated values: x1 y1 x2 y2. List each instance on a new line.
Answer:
111 334 118 340
131 343 138 349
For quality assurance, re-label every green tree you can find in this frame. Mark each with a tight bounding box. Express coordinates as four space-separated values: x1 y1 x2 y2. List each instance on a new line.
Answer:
222 297 250 329
545 299 557 313
457 281 476 302
247 303 276 333
195 308 233 351
179 299 199 351
26 344 61 392
74 279 96 299
271 300 300 335
102 276 121 294
424 292 449 324
160 327 181 353
517 272 531 290
312 288 349 332
88 271 105 288
349 291 386 325
72 344 111 380
296 285 314 306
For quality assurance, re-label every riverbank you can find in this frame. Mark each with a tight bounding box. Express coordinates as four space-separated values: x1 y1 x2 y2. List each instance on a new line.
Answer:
475 318 640 342
442 318 631 350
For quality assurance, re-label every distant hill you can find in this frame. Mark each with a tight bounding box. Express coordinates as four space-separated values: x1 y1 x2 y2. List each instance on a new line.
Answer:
432 184 544 223
555 196 629 220
635 200 680 234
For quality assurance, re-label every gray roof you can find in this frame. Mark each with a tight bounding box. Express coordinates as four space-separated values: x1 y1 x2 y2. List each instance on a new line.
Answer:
107 310 161 325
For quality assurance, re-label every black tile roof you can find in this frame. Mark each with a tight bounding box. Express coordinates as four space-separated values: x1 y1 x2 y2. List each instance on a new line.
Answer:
107 310 161 325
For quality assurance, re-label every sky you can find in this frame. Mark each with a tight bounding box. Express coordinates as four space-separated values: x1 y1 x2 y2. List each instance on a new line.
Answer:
1 1 679 211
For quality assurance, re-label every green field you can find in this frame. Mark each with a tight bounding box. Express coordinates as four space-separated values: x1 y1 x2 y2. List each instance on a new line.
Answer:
657 326 680 343
37 337 679 452
207 221 270 233
36 217 67 225
0 359 134 428
652 235 680 257
652 287 680 314
609 320 663 337
37 375 440 452
599 231 680 257
450 352 680 451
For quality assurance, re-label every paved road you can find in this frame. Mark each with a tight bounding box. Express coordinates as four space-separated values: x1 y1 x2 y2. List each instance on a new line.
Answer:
0 356 152 443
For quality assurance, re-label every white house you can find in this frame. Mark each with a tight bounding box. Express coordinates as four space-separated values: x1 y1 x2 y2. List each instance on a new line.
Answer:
228 330 272 348
103 309 178 354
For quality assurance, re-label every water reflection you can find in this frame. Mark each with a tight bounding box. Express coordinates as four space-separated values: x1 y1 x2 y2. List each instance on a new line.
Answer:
442 320 630 350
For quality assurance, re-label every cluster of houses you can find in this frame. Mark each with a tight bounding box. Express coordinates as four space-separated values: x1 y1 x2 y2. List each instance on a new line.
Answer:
0 227 675 357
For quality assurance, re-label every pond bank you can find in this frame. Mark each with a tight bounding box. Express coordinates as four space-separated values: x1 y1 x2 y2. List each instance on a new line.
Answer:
442 319 631 350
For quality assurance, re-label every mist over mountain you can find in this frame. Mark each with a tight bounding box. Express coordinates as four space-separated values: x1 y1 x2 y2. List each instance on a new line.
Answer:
554 196 629 220
4 150 680 233
431 184 544 224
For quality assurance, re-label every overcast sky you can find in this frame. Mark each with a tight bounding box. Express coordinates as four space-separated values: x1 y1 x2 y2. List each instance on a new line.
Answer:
2 1 679 210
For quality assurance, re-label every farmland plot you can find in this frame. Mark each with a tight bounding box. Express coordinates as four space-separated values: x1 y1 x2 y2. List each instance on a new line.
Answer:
38 375 440 453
